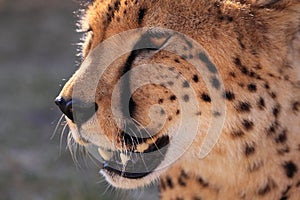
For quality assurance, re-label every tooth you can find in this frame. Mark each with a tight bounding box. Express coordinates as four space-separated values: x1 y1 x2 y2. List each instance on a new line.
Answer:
120 153 130 165
98 148 113 161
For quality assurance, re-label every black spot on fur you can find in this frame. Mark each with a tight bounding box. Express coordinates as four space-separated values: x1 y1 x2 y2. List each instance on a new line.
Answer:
211 76 220 90
198 52 217 73
292 101 299 112
180 170 189 179
166 176 174 188
160 179 166 190
183 94 189 102
264 83 270 89
229 71 236 77
266 122 278 136
178 176 186 186
201 93 211 102
223 91 235 101
245 144 255 156
258 179 276 196
283 161 298 178
236 101 252 113
182 81 190 88
242 119 254 131
268 73 275 77
160 109 165 115
275 129 287 143
193 74 199 83
168 66 175 71
184 37 193 49
196 111 201 116
257 97 265 110
181 54 188 60
238 83 245 88
174 58 180 63
258 184 271 196
176 109 180 115
227 15 233 22
277 146 290 155
137 8 146 24
167 81 174 86
158 99 164 104
234 57 249 75
241 66 249 74
197 177 209 187
114 0 121 10
170 95 177 101
238 36 246 49
280 185 291 200
270 92 277 99
247 83 257 92
255 64 262 70
231 130 245 138
213 111 221 117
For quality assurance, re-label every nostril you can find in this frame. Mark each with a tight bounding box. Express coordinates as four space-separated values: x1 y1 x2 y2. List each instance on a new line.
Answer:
54 96 74 121
54 96 98 124
65 100 74 121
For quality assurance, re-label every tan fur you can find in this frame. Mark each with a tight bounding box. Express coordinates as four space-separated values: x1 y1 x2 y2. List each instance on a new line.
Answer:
57 0 300 199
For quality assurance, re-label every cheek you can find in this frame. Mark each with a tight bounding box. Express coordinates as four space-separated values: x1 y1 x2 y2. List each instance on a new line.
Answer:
66 118 87 145
130 85 180 130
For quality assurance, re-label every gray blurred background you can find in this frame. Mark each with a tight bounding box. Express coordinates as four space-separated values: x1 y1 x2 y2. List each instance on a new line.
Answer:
0 0 157 199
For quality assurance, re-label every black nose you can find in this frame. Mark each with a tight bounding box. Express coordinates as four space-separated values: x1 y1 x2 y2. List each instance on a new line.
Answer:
55 97 74 121
55 97 98 124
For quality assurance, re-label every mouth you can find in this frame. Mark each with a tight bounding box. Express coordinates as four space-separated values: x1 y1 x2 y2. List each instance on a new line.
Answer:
86 135 170 179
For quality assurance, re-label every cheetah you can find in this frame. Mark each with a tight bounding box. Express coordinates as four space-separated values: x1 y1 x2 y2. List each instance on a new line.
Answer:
55 0 300 199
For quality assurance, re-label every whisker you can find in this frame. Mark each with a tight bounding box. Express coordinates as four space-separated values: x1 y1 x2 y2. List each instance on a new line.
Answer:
80 145 89 168
67 132 81 168
126 126 150 173
101 182 113 197
51 114 65 140
87 150 102 168
59 123 69 155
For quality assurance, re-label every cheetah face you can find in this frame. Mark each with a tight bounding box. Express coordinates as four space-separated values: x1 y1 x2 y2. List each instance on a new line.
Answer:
55 0 225 189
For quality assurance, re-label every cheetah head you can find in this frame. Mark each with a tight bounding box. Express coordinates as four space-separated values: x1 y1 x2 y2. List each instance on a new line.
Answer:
55 0 300 190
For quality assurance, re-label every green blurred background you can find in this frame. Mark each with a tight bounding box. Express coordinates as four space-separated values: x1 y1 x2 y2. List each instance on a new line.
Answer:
0 0 157 199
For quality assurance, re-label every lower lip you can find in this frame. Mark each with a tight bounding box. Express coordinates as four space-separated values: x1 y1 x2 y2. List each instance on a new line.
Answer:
103 164 150 179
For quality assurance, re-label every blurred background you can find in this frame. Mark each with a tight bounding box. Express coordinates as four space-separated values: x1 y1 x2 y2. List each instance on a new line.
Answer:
0 0 157 199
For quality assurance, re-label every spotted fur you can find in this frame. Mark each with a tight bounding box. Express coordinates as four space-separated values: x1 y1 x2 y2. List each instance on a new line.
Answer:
56 0 300 199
